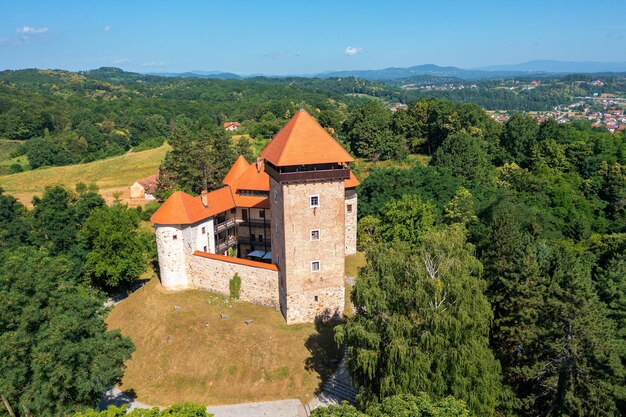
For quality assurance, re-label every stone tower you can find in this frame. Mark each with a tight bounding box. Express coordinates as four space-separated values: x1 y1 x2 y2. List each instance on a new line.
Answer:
261 110 355 324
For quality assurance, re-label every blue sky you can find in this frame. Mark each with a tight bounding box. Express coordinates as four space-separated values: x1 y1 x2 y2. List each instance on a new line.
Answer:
2 0 626 74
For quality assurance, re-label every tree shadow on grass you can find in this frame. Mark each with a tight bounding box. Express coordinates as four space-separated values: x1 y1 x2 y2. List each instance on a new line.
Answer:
304 314 344 396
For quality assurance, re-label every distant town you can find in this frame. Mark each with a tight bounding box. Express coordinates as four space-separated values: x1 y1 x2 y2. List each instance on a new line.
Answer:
399 78 626 133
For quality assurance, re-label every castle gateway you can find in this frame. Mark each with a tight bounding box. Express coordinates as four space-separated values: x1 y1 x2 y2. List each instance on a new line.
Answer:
151 110 358 324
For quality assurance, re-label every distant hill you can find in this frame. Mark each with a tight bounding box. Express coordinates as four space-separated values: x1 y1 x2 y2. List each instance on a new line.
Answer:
476 60 626 74
145 61 626 82
147 71 241 80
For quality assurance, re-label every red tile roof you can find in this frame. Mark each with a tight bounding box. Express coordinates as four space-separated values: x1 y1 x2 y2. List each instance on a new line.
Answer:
260 110 354 167
136 174 159 194
344 170 360 188
231 160 270 192
193 251 278 271
223 155 249 185
150 188 235 225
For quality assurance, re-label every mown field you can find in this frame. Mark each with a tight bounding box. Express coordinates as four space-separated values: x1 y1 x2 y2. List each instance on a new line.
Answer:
106 278 340 406
0 144 169 206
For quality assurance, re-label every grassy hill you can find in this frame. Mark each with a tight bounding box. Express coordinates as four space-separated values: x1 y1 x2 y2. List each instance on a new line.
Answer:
0 144 169 206
107 278 339 406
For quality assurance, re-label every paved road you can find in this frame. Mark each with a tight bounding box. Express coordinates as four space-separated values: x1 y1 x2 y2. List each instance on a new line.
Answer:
100 389 306 417
207 400 306 417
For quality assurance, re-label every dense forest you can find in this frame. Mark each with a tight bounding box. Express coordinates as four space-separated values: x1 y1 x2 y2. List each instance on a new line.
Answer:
3 68 625 175
1 68 625 416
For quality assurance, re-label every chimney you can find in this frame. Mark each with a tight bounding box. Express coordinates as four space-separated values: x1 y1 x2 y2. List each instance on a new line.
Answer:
200 190 208 208
256 157 263 173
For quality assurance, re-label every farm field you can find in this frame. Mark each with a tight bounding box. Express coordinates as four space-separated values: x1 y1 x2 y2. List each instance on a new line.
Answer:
0 144 169 206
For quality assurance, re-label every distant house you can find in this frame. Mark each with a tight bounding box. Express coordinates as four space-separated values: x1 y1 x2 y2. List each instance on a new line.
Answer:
130 174 159 200
223 122 240 132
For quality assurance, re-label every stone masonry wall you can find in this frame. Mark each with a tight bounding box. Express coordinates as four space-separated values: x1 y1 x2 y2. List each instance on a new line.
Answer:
186 252 279 308
344 189 357 255
279 179 346 324
155 224 190 289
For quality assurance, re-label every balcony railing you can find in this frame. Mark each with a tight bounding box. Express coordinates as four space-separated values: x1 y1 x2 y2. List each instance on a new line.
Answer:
237 236 271 246
240 219 268 228
214 217 237 233
265 163 350 183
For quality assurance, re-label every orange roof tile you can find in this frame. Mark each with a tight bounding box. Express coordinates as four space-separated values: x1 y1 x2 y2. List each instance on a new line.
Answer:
223 155 250 185
344 170 360 188
193 251 278 271
150 188 235 225
231 160 270 192
260 110 354 167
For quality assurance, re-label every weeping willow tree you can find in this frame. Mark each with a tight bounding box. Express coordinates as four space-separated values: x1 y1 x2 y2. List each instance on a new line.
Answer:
337 225 502 416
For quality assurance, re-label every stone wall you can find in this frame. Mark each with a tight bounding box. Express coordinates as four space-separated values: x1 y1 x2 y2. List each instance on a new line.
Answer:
155 224 190 289
187 251 279 308
344 189 357 255
277 178 346 324
284 286 345 324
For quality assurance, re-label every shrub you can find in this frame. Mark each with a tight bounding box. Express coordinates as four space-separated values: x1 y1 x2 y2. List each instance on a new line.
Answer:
229 273 241 299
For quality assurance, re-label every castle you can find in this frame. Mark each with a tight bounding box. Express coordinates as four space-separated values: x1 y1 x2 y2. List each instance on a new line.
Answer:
151 110 358 324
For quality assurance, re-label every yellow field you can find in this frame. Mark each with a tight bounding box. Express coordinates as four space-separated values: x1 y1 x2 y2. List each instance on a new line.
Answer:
0 145 170 206
106 278 339 406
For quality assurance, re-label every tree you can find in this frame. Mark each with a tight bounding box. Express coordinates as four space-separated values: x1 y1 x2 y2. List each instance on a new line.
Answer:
73 403 213 417
337 225 502 416
481 205 626 415
0 188 31 250
377 194 435 247
431 132 491 184
443 187 477 226
80 204 151 290
159 116 236 194
500 113 539 166
235 136 255 162
31 186 80 255
343 101 406 161
0 248 134 417
311 393 469 417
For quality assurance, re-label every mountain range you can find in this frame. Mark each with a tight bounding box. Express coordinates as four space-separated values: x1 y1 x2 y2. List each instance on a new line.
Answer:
147 60 626 81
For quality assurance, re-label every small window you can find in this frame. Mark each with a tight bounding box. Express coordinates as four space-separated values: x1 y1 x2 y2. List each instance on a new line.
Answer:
276 223 279 235
203 246 207 252
311 260 320 272
277 255 280 266
201 227 206 235
347 204 353 213
274 190 278 203
172 234 178 240
259 210 265 218
310 195 319 208
242 209 248 221
251 234 256 241
311 230 320 241
258 234 263 242
314 295 319 302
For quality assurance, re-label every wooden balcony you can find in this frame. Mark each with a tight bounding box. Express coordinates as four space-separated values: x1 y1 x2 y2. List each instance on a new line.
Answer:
265 163 350 183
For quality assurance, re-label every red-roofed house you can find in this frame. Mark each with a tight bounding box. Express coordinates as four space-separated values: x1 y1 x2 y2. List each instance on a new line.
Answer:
223 121 240 131
151 110 359 324
130 174 159 200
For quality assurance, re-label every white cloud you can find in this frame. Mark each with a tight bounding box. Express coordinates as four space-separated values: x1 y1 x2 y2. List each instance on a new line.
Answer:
344 46 362 56
103 25 111 32
141 61 168 67
16 26 48 35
